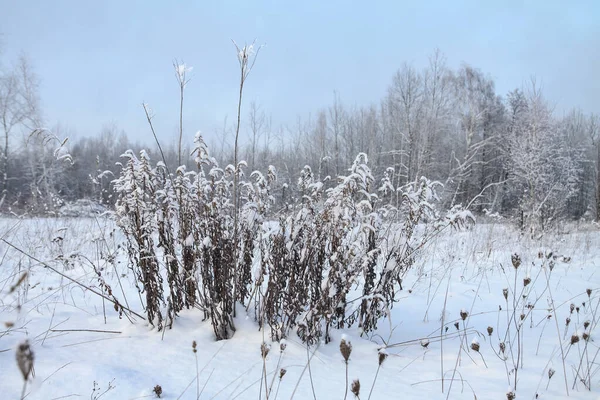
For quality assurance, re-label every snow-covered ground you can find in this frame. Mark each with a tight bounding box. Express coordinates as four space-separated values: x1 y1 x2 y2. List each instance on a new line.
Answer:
1 217 600 399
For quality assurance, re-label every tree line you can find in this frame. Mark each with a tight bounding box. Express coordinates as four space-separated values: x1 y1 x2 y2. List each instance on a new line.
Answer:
1 49 598 228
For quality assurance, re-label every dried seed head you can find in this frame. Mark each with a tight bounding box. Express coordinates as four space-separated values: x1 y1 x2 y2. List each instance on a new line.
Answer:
576 307 580 314
487 326 494 336
192 340 197 353
503 288 509 300
507 390 516 400
279 340 287 352
445 326 449 333
279 368 287 380
570 334 580 345
566 317 571 326
548 368 555 379
470 340 480 352
582 301 587 307
499 341 506 353
587 288 592 298
523 277 531 287
351 379 361 398
420 339 430 348
584 321 590 330
460 310 468 321
549 261 555 271
16 340 34 381
520 313 526 321
454 322 459 330
570 303 575 314
511 253 521 269
261 342 270 359
340 338 352 363
583 332 590 342
538 251 543 259
378 350 388 366
153 385 163 398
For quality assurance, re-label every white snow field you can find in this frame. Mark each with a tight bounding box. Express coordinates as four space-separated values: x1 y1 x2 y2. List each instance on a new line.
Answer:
1 217 600 399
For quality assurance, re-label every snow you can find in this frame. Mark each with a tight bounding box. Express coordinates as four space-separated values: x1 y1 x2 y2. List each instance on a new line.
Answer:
1 218 600 399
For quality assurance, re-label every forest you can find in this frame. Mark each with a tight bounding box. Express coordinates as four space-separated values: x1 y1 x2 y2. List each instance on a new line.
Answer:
1 49 597 231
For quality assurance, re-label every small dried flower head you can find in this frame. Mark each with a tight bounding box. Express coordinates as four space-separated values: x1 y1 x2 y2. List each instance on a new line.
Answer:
520 313 526 321
499 342 506 354
583 332 590 342
587 288 592 298
340 338 352 363
566 317 571 326
460 310 468 321
378 350 388 366
153 384 163 398
523 276 531 287
351 379 361 398
487 326 494 336
470 339 480 352
511 253 521 269
570 303 575 314
279 339 287 352
548 368 555 379
261 342 270 359
503 288 509 300
570 334 580 345
454 322 459 330
538 251 543 259
192 340 197 353
445 326 449 333
279 368 287 380
507 390 516 400
16 340 34 381
584 321 590 330
420 339 430 348
549 261 555 271
576 307 580 314
582 301 586 308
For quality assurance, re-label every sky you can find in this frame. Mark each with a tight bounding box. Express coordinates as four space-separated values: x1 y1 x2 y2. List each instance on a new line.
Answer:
1 0 599 145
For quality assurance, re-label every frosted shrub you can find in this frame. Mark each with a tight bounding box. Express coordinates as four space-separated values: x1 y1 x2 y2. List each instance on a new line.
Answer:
114 138 473 342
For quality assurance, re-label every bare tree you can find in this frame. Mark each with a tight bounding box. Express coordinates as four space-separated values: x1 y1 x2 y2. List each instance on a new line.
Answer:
329 91 343 177
448 64 502 209
0 56 40 208
388 64 424 185
421 49 452 181
507 80 579 232
248 101 266 171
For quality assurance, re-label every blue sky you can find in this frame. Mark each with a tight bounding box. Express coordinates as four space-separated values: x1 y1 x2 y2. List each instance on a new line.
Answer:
2 0 599 144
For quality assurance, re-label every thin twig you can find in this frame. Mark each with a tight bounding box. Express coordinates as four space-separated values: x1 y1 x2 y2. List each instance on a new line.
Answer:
1 238 145 321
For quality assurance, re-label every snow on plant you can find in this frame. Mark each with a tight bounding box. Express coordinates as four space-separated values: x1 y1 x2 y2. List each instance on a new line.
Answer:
113 138 473 344
113 150 165 330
